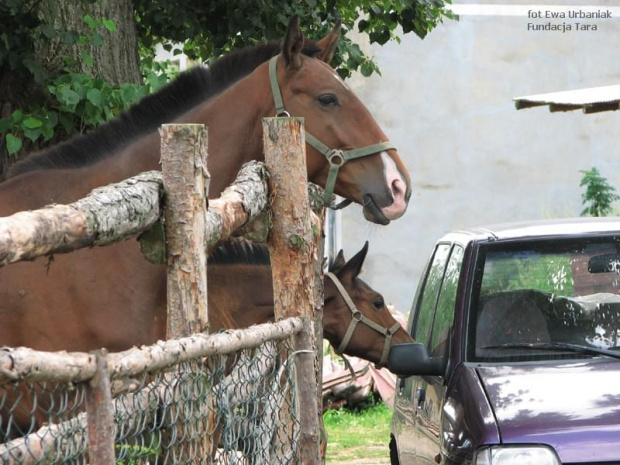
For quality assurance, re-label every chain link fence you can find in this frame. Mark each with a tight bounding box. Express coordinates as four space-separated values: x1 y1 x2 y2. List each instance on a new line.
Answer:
1 336 300 464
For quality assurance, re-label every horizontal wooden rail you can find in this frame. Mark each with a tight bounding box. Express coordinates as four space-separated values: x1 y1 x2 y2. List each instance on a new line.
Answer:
0 161 269 268
0 317 303 384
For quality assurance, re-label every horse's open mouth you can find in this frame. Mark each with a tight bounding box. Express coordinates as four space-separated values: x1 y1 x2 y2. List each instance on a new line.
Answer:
362 195 390 225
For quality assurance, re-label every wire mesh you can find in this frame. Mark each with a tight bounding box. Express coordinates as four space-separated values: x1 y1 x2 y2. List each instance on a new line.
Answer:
0 337 300 464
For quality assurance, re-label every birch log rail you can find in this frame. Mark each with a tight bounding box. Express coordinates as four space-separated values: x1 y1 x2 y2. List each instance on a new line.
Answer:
0 318 303 385
0 161 269 268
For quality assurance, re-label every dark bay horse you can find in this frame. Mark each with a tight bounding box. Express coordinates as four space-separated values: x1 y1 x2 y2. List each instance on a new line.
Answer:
207 240 413 367
1 241 413 441
0 17 410 353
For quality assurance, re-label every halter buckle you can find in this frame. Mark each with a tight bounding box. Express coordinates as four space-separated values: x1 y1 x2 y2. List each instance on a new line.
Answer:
276 110 291 117
327 149 345 167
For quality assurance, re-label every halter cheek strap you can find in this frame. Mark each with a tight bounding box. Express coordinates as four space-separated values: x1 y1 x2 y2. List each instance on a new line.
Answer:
326 272 402 368
268 56 397 208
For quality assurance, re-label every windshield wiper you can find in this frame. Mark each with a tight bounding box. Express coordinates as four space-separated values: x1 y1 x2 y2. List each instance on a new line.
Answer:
482 342 620 360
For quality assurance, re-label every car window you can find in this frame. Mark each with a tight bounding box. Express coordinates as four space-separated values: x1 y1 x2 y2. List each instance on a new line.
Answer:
429 245 464 357
472 236 620 361
414 244 452 345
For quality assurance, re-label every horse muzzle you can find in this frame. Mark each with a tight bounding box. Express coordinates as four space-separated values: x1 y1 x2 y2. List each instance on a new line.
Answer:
362 182 411 225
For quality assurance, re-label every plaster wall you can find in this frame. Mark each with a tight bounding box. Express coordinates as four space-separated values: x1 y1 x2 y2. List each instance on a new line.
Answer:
342 1 620 315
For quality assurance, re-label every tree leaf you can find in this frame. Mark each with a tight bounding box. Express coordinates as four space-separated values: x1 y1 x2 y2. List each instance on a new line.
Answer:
61 88 81 106
120 83 137 103
82 51 94 67
41 125 54 141
6 133 22 155
83 14 98 30
0 117 14 132
86 88 102 106
59 113 75 134
23 127 42 142
90 33 104 47
23 116 43 129
11 109 23 123
102 19 117 32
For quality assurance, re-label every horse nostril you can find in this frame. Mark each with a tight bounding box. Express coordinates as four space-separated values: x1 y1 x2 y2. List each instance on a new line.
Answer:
391 178 406 199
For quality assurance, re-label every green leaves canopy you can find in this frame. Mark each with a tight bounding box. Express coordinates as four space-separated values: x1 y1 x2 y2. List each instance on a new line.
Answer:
0 0 452 157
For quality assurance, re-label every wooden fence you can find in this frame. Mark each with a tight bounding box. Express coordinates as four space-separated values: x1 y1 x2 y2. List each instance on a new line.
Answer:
0 118 323 464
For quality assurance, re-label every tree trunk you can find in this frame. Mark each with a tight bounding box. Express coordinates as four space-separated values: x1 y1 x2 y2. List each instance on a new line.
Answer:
35 0 141 86
0 0 140 179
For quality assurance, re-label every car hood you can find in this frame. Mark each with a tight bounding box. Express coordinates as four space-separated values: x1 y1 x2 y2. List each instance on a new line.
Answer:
477 359 620 463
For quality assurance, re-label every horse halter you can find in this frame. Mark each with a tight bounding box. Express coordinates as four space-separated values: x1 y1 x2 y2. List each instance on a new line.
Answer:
325 272 402 368
268 56 397 209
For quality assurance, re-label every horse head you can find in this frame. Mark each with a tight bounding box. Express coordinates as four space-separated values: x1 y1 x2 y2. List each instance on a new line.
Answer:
323 242 414 369
269 17 411 225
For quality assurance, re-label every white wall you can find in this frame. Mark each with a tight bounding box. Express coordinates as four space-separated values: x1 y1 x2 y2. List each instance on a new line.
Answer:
342 1 620 316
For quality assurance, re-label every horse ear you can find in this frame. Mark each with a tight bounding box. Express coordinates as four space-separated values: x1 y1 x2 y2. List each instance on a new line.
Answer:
315 19 341 64
341 241 369 279
283 15 304 70
329 249 346 273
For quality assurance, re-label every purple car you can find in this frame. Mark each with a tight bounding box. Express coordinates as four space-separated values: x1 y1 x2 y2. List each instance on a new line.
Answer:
389 218 620 465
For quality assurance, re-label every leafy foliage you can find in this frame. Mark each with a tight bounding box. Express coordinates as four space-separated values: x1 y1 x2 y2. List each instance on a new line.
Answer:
1 0 452 157
135 0 454 79
580 167 619 217
0 11 179 156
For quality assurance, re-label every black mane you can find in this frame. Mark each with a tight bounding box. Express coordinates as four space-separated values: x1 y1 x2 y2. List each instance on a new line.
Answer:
209 238 346 276
9 41 321 177
208 239 271 266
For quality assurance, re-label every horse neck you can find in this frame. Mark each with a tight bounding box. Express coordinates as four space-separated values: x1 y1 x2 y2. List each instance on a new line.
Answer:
207 263 275 331
183 65 272 197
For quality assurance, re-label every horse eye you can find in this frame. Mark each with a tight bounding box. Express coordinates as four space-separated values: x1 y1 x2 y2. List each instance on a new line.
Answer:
373 298 384 310
317 94 339 107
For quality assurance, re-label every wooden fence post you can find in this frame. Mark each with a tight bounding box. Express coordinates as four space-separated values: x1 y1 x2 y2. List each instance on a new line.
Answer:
160 124 210 337
85 349 115 465
263 117 322 464
160 123 211 462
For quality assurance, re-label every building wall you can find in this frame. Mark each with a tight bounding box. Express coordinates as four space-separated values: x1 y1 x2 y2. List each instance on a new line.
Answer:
342 1 620 315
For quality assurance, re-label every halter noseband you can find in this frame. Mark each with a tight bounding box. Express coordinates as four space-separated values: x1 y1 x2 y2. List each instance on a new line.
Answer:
325 272 402 368
268 56 397 209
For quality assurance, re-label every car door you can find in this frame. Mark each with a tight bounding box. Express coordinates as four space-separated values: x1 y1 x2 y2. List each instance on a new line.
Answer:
393 243 452 463
413 244 464 464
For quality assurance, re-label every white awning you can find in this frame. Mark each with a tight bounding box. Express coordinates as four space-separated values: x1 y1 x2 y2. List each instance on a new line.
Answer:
514 85 620 113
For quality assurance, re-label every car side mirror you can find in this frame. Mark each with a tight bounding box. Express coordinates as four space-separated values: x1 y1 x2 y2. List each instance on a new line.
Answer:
388 343 445 377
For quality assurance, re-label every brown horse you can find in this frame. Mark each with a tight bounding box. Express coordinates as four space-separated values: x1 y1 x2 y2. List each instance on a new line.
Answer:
207 240 413 464
207 240 413 367
1 241 413 442
0 17 410 353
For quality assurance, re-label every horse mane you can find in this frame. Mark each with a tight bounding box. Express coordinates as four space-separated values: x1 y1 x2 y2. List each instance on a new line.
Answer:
208 239 271 266
209 238 343 275
9 41 321 177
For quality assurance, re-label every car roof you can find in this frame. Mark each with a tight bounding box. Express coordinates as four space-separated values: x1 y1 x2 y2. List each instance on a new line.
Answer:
439 217 620 246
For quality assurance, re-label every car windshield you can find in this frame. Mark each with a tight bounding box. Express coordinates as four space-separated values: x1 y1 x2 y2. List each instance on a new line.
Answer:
471 235 620 362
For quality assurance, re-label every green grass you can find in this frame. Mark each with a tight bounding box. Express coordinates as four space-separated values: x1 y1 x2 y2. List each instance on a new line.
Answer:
324 400 392 463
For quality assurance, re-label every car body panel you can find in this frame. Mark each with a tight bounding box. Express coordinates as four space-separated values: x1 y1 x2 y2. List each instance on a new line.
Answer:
391 218 620 465
478 360 620 463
